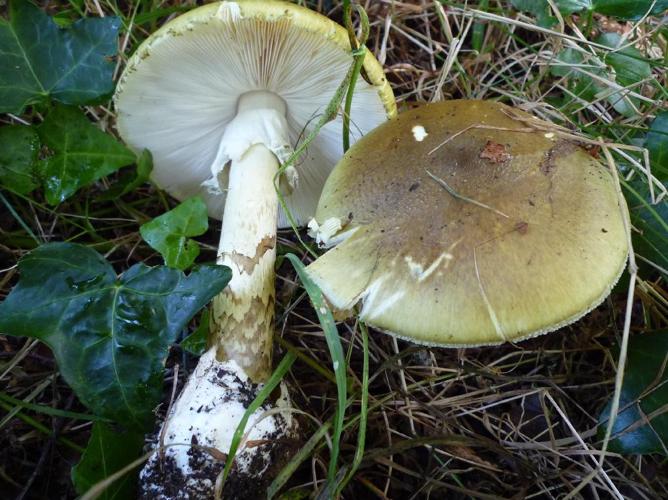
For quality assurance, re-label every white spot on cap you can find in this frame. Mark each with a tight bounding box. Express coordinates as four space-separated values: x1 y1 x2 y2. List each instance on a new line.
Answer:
412 125 428 142
405 253 454 282
544 132 555 139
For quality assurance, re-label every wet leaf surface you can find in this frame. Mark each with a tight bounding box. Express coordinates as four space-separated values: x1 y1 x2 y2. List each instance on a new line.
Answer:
71 422 144 499
0 125 40 194
140 196 209 270
624 179 668 273
0 0 120 113
0 243 231 429
645 111 668 182
598 32 651 115
593 0 668 18
99 149 153 200
599 331 668 455
37 105 136 204
556 0 593 14
180 309 209 356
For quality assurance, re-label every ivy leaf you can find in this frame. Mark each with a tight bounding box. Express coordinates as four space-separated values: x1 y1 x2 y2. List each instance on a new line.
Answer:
556 0 593 14
645 112 668 182
37 105 135 205
99 149 153 201
550 48 587 78
71 422 144 499
598 33 651 89
0 242 231 429
551 34 650 117
599 331 668 455
593 33 650 116
511 0 557 27
593 0 668 19
0 125 40 194
623 179 668 274
0 0 120 114
550 48 604 109
140 197 209 270
180 309 209 356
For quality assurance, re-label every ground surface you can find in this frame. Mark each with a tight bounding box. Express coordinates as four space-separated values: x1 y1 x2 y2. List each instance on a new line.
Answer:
0 1 667 499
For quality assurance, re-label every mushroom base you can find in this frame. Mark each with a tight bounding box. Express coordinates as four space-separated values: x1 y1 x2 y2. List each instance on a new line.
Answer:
138 349 297 500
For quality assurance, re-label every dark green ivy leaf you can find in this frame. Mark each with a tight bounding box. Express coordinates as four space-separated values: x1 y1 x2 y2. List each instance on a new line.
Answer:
623 179 668 274
37 105 135 205
599 331 668 455
593 0 668 19
550 33 650 117
645 112 668 182
598 32 652 89
0 243 231 429
99 149 153 200
0 0 120 114
520 0 665 18
596 32 651 116
140 196 209 270
180 309 209 356
556 0 593 15
71 422 144 499
0 125 40 194
511 0 557 27
550 48 587 78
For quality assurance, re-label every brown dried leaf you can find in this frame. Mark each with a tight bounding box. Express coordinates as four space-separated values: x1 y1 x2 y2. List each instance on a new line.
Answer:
480 141 511 163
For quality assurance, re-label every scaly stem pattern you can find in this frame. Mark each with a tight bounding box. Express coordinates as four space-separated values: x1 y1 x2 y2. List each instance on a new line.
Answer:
211 144 279 381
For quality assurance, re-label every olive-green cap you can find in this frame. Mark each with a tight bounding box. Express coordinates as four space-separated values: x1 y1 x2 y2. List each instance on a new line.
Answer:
307 100 628 346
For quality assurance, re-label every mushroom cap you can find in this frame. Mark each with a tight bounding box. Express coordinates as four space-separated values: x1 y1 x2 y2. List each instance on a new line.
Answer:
307 100 628 346
114 0 395 227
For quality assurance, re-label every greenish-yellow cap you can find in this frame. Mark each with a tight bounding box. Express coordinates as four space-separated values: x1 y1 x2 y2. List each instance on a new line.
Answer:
307 100 629 346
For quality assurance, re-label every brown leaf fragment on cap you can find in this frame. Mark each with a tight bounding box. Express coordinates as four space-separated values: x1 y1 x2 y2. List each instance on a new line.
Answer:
480 141 511 163
585 144 601 158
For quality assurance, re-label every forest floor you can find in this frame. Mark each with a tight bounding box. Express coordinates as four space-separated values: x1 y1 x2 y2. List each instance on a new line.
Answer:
1 1 667 499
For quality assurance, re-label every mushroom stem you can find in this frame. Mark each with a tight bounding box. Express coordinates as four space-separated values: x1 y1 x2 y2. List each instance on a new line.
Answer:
211 143 279 381
138 95 297 499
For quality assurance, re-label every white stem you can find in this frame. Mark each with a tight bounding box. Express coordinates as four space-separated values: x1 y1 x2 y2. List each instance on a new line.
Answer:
139 93 296 498
211 143 278 380
207 90 290 381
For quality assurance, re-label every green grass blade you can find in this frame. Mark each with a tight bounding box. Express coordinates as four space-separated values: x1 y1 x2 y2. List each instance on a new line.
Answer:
342 2 370 153
0 400 83 453
336 321 370 495
0 392 108 422
286 253 347 490
220 351 297 488
0 192 40 244
273 3 372 256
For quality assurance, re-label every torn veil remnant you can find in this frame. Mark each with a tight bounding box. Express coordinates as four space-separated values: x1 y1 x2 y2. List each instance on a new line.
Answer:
114 1 395 498
307 100 628 347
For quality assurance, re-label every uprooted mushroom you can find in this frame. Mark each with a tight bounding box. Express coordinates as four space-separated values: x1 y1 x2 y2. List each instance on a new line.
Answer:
307 100 629 346
114 0 395 497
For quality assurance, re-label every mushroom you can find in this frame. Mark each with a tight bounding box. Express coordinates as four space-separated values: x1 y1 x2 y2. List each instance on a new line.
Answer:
307 100 628 345
114 1 395 497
